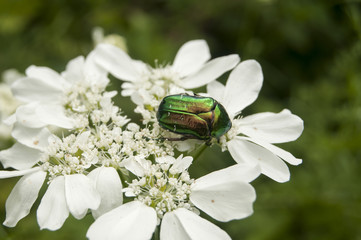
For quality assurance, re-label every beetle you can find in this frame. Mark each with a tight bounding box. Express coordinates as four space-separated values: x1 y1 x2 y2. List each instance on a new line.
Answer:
156 94 232 144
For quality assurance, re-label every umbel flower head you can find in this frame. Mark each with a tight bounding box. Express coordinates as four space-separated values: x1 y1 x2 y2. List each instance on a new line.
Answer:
0 37 304 240
87 155 260 240
0 49 128 229
9 53 111 129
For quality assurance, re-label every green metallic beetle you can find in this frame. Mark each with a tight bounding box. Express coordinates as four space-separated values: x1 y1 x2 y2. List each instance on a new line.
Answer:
156 94 232 143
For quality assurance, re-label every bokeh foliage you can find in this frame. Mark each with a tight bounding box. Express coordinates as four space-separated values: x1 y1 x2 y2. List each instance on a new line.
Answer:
1 0 361 239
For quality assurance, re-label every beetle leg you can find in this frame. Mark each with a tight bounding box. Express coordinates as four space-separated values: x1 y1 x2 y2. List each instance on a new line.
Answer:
205 139 213 146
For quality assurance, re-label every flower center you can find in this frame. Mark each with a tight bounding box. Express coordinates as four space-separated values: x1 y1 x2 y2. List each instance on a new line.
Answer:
41 124 175 182
125 65 185 103
64 81 104 113
126 161 197 219
40 133 98 181
151 65 182 86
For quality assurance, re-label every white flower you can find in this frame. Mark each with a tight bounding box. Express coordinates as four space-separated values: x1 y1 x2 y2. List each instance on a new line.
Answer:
10 52 109 129
93 40 240 110
0 167 102 230
0 70 22 139
87 155 260 240
0 129 125 229
207 60 304 182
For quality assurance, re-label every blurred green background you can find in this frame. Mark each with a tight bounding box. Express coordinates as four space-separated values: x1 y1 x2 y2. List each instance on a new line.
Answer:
1 0 361 239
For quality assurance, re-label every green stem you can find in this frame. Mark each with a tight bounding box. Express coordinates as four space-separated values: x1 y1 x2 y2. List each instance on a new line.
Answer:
153 226 160 240
190 143 207 161
118 168 131 187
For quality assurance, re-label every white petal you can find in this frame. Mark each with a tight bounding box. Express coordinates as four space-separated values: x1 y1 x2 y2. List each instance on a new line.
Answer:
182 54 240 89
11 77 63 103
206 81 225 102
223 60 263 116
131 59 149 74
87 201 157 240
161 208 231 240
11 123 51 151
65 174 101 219
170 156 193 173
0 167 42 179
197 163 260 185
228 137 290 182
15 103 47 128
37 176 69 230
238 109 304 143
0 143 43 170
25 65 69 89
172 40 211 77
3 113 16 126
130 91 144 106
61 56 85 85
244 137 302 165
84 51 110 87
102 90 117 99
227 138 259 167
156 156 176 165
88 167 123 219
190 164 258 222
3 170 46 227
121 88 134 96
258 152 290 182
74 131 91 146
123 156 151 177
93 44 140 81
123 159 145 177
36 104 75 129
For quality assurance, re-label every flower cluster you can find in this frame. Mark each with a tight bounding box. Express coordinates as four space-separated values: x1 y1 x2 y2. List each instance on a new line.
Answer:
0 38 303 239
